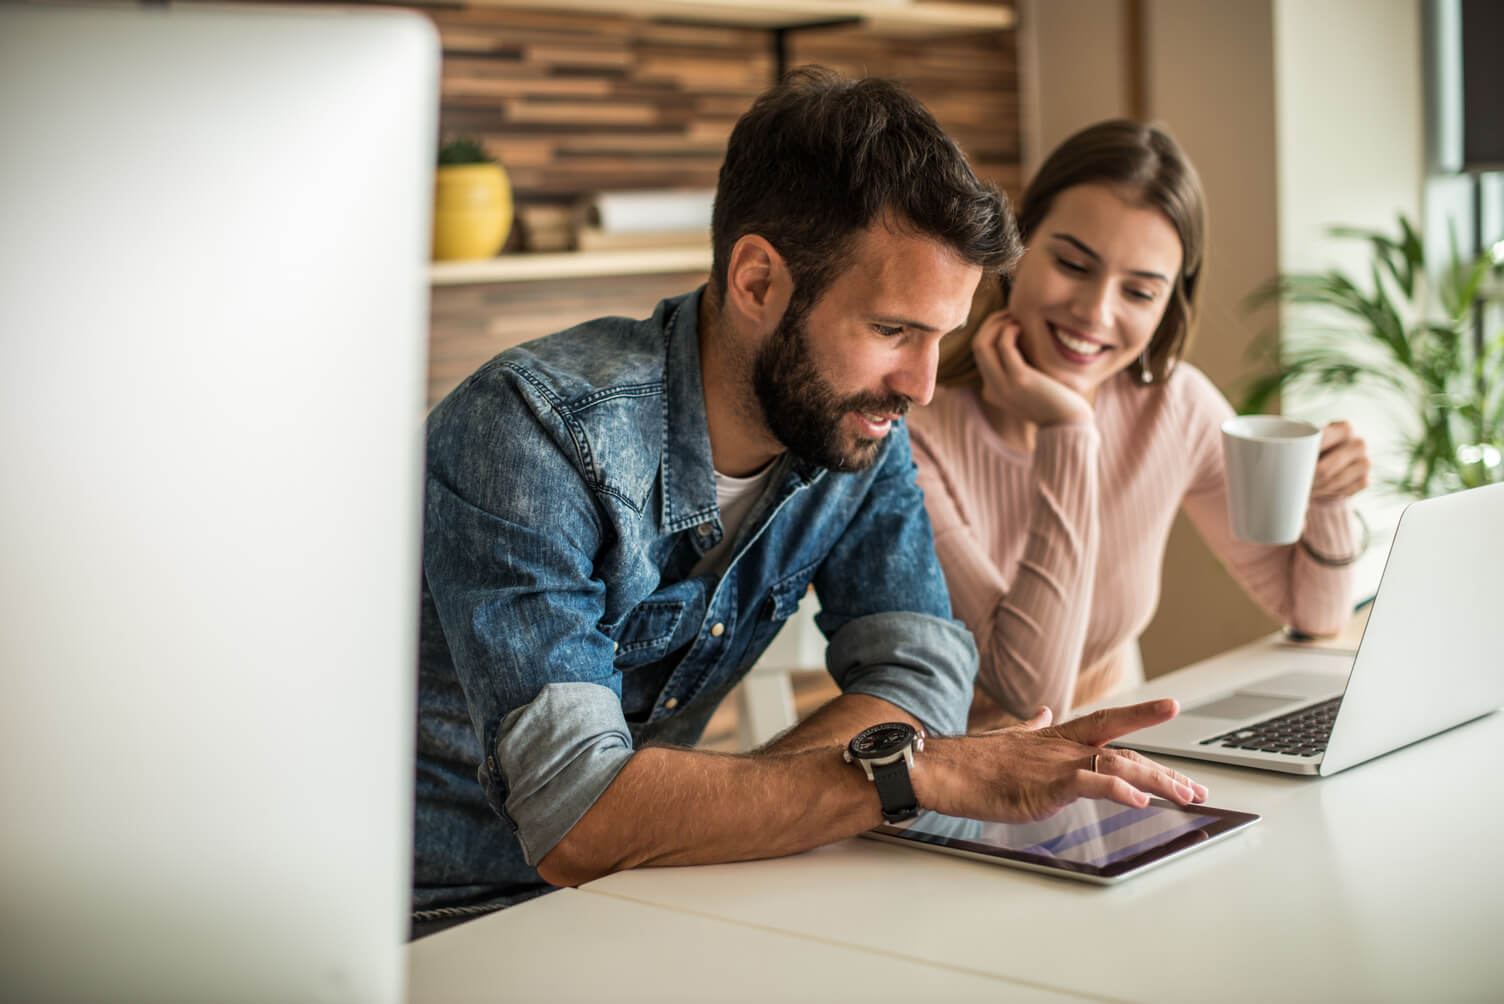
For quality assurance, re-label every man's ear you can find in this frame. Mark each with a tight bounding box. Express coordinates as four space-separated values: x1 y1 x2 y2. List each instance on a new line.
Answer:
723 234 791 330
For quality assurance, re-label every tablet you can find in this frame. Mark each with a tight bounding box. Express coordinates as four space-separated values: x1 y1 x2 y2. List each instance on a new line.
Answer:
863 798 1259 884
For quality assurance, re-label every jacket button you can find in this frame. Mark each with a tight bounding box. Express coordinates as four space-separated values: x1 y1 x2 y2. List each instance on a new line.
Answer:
696 523 713 536
664 697 679 710
710 622 725 637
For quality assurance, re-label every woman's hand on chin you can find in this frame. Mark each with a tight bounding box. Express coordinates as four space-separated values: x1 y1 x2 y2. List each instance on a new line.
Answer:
973 311 1093 428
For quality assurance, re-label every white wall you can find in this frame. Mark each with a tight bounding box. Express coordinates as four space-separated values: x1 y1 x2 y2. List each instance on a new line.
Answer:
1275 1 1424 278
1274 0 1425 555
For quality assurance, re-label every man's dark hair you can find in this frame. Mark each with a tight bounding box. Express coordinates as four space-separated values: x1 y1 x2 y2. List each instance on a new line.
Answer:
710 66 1020 315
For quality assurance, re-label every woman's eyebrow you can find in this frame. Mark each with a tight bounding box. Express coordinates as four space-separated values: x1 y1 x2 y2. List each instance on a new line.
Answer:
1050 232 1171 283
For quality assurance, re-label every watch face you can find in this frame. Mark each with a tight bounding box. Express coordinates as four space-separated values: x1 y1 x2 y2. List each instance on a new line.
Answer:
850 722 915 758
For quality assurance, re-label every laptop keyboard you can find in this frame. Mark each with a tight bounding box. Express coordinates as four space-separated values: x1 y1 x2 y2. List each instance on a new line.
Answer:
1199 696 1342 757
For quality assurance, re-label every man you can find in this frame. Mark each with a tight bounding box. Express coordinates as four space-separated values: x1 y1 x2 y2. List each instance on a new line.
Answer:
413 68 1205 933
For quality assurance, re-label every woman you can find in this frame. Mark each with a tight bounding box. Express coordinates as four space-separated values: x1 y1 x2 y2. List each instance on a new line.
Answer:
908 120 1370 729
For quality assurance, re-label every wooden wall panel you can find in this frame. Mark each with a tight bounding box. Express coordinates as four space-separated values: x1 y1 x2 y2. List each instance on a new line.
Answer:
417 5 1019 205
789 26 1022 203
417 7 1020 406
424 5 773 198
244 2 1020 405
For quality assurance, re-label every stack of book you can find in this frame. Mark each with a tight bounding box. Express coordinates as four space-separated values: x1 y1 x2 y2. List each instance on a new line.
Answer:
518 204 575 253
577 188 714 252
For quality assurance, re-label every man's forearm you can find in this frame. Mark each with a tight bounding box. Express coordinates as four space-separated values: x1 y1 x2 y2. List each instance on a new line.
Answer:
536 693 921 887
538 699 1210 889
535 742 886 887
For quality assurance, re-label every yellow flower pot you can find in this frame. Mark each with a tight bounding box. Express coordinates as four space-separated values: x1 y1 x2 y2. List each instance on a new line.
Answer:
432 163 512 261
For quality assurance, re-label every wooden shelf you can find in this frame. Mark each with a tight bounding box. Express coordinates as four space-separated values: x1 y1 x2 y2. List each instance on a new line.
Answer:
429 245 712 285
415 0 1013 35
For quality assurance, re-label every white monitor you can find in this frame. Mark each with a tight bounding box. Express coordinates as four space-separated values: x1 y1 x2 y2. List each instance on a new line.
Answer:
0 5 437 1001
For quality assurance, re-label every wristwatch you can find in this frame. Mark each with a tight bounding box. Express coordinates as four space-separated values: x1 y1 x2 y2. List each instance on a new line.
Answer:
844 722 925 823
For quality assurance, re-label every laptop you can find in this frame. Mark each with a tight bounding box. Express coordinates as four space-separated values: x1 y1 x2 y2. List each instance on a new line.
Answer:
1111 481 1504 776
1 6 435 1001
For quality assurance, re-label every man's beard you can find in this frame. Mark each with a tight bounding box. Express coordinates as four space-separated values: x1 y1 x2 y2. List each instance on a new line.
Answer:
752 304 911 473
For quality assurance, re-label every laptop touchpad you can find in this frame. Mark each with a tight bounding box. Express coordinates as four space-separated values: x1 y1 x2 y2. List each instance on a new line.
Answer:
1185 693 1296 720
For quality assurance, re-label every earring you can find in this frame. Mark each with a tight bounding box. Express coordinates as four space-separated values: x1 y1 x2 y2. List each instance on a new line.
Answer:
1138 351 1153 384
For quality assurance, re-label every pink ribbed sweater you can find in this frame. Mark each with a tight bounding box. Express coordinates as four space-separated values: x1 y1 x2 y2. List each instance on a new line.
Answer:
908 364 1356 720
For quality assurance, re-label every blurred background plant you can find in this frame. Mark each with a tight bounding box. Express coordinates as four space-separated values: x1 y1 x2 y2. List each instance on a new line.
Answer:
1242 215 1504 497
437 136 495 166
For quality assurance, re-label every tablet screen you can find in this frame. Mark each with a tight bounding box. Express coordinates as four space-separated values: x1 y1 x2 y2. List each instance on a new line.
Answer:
868 798 1258 882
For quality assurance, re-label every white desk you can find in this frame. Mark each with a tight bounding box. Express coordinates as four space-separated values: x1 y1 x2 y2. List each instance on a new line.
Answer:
407 886 1092 1001
408 634 1504 1002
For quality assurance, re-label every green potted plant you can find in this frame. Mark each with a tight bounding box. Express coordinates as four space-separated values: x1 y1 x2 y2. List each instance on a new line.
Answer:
1242 215 1503 497
432 136 512 262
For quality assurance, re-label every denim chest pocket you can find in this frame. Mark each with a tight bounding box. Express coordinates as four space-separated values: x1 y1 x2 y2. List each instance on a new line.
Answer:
765 570 813 622
736 566 819 671
606 599 688 669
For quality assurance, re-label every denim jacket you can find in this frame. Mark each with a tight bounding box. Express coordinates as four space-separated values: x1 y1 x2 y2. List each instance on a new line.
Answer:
413 288 976 918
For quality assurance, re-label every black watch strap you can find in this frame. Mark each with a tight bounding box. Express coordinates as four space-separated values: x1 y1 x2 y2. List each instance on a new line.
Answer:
870 758 920 823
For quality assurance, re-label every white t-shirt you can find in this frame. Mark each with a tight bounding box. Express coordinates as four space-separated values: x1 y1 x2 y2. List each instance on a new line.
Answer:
690 459 780 579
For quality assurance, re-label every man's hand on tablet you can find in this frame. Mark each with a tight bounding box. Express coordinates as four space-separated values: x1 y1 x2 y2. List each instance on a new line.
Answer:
914 699 1209 824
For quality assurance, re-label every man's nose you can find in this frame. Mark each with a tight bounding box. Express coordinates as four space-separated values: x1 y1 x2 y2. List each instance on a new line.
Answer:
887 339 938 408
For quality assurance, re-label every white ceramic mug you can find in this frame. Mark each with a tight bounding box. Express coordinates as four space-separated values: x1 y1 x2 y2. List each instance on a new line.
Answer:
1221 415 1322 545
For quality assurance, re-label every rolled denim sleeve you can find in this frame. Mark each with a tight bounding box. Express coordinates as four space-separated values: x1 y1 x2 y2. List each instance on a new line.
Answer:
813 421 978 737
423 364 632 866
826 612 976 737
488 683 634 865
